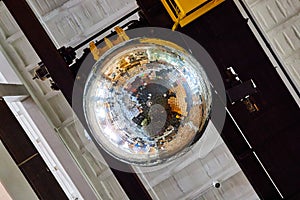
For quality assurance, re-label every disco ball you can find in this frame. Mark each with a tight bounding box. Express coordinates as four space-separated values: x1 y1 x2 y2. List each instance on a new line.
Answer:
83 37 212 166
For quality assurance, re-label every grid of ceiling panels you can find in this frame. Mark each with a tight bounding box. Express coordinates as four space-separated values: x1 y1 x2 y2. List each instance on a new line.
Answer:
0 0 260 199
244 0 300 92
27 0 138 47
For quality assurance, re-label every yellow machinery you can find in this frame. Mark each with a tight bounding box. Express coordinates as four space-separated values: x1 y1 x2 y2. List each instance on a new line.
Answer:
160 0 225 30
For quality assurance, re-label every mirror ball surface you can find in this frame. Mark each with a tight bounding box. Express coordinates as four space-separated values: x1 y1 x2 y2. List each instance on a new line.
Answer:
83 38 212 166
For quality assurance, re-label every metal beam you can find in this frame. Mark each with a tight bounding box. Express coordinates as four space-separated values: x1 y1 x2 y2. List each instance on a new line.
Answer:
2 0 74 103
0 84 28 97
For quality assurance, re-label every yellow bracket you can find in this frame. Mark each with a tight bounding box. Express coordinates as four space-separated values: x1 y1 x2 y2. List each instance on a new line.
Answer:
104 38 113 48
89 41 100 61
89 27 130 61
115 26 130 41
161 0 225 30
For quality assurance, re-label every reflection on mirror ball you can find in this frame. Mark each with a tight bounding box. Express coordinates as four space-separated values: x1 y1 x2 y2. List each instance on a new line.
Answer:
83 38 212 166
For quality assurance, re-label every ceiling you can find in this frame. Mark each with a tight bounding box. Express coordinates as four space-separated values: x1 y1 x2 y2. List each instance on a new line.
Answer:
0 0 299 199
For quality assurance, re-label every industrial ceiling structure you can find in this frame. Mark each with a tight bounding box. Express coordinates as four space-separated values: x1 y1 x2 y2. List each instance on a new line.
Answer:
0 0 299 200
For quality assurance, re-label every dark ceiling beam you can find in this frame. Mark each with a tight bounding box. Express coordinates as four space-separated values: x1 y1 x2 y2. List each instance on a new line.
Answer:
2 0 74 103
